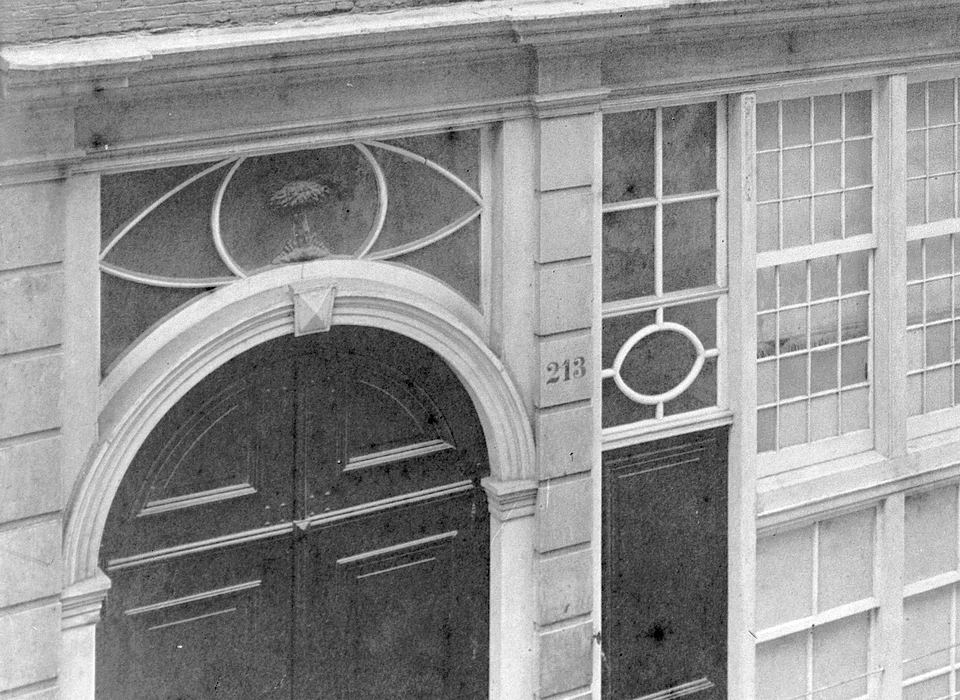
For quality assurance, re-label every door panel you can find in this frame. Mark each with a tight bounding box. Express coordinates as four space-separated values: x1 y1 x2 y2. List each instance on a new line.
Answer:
98 537 294 700
602 427 728 700
102 355 297 560
294 489 489 700
98 328 489 700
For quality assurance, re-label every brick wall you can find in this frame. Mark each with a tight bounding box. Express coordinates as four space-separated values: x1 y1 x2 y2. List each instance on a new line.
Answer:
1 0 472 44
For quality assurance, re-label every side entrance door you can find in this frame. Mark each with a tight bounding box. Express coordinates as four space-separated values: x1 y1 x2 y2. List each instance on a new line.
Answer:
97 327 490 700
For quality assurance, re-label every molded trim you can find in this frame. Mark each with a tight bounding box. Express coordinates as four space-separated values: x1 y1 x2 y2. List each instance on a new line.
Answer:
64 259 534 586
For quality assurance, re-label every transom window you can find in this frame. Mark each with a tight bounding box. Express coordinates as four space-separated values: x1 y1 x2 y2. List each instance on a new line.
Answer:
600 100 726 436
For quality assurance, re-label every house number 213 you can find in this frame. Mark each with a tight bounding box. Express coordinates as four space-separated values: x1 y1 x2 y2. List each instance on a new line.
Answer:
545 357 586 384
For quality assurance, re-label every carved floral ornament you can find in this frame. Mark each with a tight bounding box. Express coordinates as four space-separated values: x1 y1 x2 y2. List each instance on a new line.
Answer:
99 139 483 289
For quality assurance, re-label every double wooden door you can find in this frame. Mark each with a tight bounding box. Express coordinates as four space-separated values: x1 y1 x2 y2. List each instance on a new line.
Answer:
97 328 490 700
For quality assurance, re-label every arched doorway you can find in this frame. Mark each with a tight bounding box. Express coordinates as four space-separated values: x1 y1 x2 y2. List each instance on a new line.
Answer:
95 326 490 699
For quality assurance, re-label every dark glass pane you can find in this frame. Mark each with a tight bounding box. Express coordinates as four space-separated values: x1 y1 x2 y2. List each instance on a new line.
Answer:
662 102 717 194
369 140 480 255
101 274 209 375
620 328 698 397
603 110 656 203
602 312 656 428
782 98 812 147
844 91 872 138
664 357 718 416
664 300 717 349
603 208 655 302
907 83 927 129
101 162 218 243
219 146 380 269
662 199 716 293
393 220 480 306
814 94 842 143
102 162 233 280
757 102 780 151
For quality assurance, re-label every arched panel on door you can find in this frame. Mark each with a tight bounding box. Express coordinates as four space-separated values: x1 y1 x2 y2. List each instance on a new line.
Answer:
97 327 490 700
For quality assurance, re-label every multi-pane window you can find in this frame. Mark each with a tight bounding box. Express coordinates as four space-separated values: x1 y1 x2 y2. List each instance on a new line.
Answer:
906 234 960 416
902 483 960 700
907 79 960 226
906 80 960 426
601 101 725 432
755 508 879 700
755 92 874 457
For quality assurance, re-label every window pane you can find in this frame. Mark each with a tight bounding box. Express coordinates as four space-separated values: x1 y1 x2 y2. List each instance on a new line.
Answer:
904 675 950 700
929 79 956 126
602 208 655 302
907 82 926 129
840 387 870 432
662 199 716 292
757 102 780 151
844 139 872 188
810 393 839 441
814 193 842 242
814 94 842 143
602 110 655 202
812 614 869 700
783 98 812 147
780 401 808 447
926 235 953 277
844 188 872 236
844 91 872 138
757 634 807 700
904 485 959 584
783 147 812 198
783 198 811 248
662 102 716 194
903 587 952 678
757 152 780 202
756 526 814 628
817 509 874 611
811 347 838 392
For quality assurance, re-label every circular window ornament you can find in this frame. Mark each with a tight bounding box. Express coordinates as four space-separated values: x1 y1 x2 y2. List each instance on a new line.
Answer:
601 321 706 405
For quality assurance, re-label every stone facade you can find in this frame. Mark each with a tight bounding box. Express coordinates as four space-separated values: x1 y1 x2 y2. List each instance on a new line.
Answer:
3 1 960 699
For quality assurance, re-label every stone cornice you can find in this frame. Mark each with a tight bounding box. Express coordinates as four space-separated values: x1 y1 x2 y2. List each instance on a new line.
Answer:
3 0 958 101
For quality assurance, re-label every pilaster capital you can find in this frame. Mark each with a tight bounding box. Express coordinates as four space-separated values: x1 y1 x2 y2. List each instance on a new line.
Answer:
61 568 111 631
482 477 538 521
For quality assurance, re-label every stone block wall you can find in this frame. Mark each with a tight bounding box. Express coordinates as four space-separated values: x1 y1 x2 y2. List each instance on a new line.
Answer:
0 181 66 698
0 0 474 44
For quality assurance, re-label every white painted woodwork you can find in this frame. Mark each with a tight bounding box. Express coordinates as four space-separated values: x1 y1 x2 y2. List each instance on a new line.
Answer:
727 92 759 700
874 75 909 459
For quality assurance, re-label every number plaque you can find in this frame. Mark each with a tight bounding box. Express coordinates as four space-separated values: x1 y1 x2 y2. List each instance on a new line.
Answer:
537 334 592 407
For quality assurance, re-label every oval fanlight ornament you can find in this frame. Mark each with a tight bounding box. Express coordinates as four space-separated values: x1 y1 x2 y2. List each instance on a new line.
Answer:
601 321 706 405
99 136 483 287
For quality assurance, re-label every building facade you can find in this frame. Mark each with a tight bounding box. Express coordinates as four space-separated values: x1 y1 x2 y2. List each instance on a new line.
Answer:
3 1 960 699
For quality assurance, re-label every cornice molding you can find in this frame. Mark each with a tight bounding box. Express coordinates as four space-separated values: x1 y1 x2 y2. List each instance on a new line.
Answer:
61 568 111 630
3 0 957 99
482 477 539 520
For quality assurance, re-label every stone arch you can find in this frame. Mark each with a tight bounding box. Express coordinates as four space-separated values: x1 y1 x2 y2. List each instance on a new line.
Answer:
61 260 540 700
63 260 535 588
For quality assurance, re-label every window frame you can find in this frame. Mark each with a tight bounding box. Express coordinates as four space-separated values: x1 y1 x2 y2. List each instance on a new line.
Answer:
599 95 730 449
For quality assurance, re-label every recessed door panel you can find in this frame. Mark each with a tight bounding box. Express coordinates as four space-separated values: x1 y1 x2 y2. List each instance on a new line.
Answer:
602 427 728 700
98 537 294 700
295 489 489 700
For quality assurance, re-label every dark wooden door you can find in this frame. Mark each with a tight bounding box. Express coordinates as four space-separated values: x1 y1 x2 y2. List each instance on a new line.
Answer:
98 328 489 700
602 427 728 700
